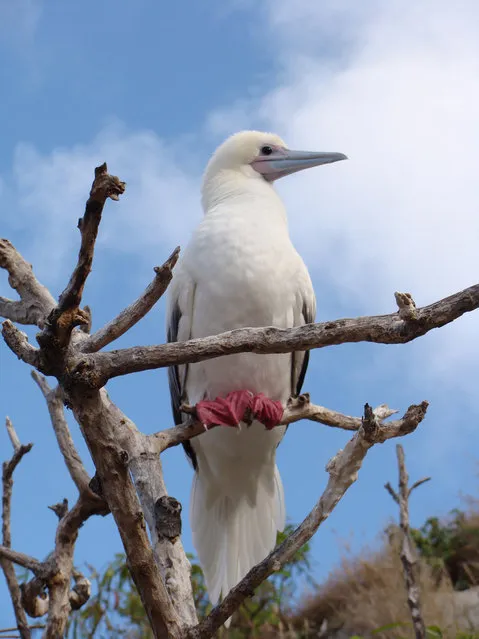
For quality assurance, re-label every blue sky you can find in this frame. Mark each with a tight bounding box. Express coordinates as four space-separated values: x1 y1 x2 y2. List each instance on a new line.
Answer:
1 0 479 629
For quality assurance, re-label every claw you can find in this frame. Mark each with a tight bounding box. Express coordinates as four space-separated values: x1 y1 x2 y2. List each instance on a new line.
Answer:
252 393 284 430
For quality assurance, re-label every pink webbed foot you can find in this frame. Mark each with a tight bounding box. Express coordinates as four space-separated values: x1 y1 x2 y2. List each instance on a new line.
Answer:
194 391 284 430
251 393 284 430
195 390 254 428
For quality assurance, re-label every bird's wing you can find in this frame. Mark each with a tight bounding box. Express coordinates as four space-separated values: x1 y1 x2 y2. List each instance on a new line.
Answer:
166 265 198 468
291 284 316 397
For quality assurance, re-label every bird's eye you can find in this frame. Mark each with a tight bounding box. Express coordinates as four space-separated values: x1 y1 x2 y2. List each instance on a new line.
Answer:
261 145 273 156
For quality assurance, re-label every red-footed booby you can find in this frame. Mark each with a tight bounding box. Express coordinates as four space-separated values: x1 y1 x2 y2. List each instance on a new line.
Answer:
166 131 346 613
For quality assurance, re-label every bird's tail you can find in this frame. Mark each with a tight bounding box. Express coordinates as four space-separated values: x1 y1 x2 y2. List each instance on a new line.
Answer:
190 464 285 621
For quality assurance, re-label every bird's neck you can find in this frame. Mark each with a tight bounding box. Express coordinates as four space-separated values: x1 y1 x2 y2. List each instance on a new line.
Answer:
201 170 288 224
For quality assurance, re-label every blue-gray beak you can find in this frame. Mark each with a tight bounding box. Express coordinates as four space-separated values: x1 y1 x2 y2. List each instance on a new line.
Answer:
253 149 348 181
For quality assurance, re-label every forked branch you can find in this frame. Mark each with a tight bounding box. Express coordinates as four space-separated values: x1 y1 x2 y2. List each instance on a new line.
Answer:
1 420 34 639
385 444 431 639
84 246 180 353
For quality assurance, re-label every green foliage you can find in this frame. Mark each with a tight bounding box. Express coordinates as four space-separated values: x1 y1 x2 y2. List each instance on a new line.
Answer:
411 509 479 591
68 524 313 638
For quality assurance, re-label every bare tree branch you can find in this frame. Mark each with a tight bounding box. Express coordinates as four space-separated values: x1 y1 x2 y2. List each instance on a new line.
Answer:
0 239 56 327
84 246 180 353
31 371 91 494
43 163 125 348
43 494 103 639
384 482 399 504
0 626 45 635
386 444 430 639
69 569 91 611
149 394 414 454
79 283 479 385
5 417 21 450
409 477 431 497
1 321 42 369
1 419 33 639
0 438 109 638
186 402 428 638
20 577 49 618
0 547 44 576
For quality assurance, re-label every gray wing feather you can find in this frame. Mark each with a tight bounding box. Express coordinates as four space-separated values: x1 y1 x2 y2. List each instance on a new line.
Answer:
166 279 198 468
291 296 316 397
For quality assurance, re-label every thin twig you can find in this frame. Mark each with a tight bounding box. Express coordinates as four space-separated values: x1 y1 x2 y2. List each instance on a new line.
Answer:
409 477 431 497
1 419 34 639
84 246 180 353
0 626 45 635
31 371 91 494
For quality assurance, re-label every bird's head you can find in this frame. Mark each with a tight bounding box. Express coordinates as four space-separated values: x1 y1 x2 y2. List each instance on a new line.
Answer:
202 130 347 210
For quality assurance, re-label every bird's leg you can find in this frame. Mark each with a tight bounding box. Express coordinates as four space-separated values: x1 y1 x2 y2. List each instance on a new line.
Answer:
195 390 254 428
251 393 284 430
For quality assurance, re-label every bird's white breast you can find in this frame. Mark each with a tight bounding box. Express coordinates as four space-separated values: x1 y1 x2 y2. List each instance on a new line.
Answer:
182 196 307 405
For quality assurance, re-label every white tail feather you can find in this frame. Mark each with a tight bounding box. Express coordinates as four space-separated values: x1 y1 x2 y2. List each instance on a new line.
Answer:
190 464 285 623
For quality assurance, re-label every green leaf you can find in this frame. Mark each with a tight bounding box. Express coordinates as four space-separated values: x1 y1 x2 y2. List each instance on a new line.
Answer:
372 622 409 634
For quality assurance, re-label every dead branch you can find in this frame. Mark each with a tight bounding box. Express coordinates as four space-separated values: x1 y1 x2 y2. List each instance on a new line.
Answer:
43 494 104 638
149 395 416 454
1 419 33 639
1 391 107 638
0 626 45 636
0 239 56 328
409 477 431 497
45 162 125 347
69 569 91 610
77 283 479 385
31 371 92 494
385 444 431 639
0 546 44 576
84 246 180 353
20 577 49 618
185 402 428 638
1 321 42 368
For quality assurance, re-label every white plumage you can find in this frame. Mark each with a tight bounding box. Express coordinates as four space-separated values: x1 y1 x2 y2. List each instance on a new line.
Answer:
166 131 346 614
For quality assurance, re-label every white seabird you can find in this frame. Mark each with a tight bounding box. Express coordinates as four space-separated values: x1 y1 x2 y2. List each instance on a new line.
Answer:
166 131 346 611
